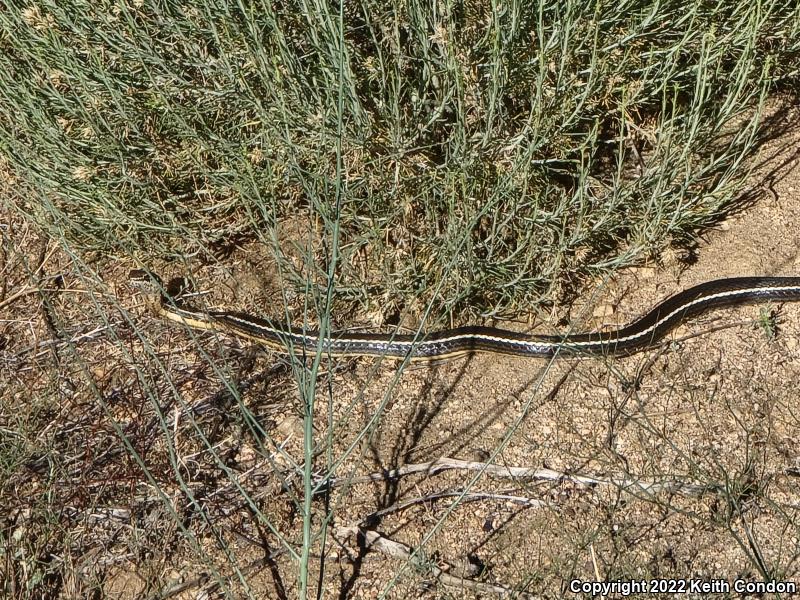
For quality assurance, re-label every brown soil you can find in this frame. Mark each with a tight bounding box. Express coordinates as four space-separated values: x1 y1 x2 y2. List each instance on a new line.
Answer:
3 103 800 599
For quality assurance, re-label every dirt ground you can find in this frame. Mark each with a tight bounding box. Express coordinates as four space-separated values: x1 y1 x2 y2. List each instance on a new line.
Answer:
3 102 800 599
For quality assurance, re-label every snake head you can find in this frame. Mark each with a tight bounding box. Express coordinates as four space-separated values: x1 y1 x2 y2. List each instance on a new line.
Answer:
128 269 162 287
129 269 193 313
128 269 163 316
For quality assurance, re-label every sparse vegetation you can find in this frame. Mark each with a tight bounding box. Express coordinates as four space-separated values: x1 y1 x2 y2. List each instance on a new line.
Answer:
2 0 800 598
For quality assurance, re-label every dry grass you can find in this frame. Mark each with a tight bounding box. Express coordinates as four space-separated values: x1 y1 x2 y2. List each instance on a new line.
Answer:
3 1 800 598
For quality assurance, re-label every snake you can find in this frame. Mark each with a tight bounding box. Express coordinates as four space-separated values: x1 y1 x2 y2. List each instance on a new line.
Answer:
130 270 800 361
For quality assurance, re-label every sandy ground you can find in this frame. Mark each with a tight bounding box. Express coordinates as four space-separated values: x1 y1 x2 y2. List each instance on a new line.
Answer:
3 102 800 598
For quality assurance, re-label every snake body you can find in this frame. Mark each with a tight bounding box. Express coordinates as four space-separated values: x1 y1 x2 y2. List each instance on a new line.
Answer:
130 271 800 360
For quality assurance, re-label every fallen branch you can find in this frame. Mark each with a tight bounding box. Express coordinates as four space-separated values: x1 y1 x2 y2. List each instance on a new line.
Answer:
325 457 712 496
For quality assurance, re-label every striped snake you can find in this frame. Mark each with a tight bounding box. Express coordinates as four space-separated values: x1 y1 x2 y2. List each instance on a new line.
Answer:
130 270 800 361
